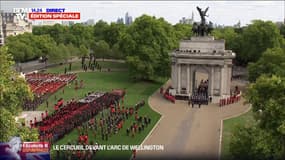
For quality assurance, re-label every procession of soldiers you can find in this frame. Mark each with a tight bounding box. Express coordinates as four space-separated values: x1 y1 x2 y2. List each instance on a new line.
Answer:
189 79 210 108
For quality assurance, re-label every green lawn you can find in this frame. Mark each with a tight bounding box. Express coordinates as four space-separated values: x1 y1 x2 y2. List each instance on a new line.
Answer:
36 64 165 159
221 109 254 160
46 61 127 74
97 61 127 69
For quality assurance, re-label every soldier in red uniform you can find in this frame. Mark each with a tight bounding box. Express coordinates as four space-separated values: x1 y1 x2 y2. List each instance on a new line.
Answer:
132 149 137 159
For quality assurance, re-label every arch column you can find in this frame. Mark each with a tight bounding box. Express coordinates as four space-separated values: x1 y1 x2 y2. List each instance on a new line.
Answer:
189 65 193 95
220 66 224 96
186 64 190 94
177 64 181 93
210 66 214 96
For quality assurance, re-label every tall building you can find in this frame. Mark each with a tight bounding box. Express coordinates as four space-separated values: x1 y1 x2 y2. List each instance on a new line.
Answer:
0 10 32 46
125 12 133 25
116 17 124 24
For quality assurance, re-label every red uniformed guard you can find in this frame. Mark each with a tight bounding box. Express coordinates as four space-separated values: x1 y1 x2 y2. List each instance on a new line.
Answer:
132 149 136 159
30 120 33 128
41 112 44 120
84 134 88 145
54 104 59 111
160 87 163 94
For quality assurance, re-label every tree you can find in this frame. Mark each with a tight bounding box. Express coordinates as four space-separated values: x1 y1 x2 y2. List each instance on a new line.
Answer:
229 75 285 160
104 22 126 47
246 75 285 134
0 108 18 142
5 33 57 62
70 24 93 48
58 43 70 63
212 27 241 51
248 47 285 82
119 15 177 80
173 23 192 40
239 20 284 65
93 40 110 60
0 46 36 142
110 43 124 59
17 126 39 142
93 20 109 41
0 107 39 142
279 23 285 38
48 43 70 63
78 44 89 66
6 40 26 62
0 47 33 114
230 124 283 160
34 34 56 58
66 43 79 57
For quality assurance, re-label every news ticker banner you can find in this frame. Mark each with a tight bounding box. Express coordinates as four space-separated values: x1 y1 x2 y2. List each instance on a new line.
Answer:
0 137 50 160
0 136 165 160
52 144 165 151
13 8 80 21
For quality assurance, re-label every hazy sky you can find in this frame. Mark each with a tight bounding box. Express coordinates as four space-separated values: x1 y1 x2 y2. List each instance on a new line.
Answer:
1 1 284 26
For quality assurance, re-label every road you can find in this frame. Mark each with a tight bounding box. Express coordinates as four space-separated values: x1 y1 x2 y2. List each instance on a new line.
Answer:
136 80 250 160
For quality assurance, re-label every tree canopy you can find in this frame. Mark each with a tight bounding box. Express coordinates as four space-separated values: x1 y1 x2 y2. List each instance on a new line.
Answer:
229 75 285 160
248 47 285 82
173 23 193 40
0 46 38 142
212 27 241 61
238 20 284 65
0 47 33 114
227 21 285 160
119 15 177 80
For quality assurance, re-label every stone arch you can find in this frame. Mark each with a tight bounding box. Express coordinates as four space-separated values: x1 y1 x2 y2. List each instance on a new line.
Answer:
191 65 211 94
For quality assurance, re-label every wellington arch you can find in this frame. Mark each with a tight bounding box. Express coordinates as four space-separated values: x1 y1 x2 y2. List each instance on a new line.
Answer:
169 36 236 103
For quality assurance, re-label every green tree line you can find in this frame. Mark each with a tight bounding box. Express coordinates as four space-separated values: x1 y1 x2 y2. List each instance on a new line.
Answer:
226 26 285 160
4 16 285 81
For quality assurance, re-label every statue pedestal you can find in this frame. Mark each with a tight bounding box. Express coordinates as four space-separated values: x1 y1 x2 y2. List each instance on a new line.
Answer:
191 36 214 41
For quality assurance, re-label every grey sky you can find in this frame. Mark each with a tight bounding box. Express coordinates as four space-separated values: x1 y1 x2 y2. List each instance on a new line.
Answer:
1 1 284 26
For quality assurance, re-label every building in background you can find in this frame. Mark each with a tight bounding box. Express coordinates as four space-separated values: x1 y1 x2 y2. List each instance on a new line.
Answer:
82 19 94 26
32 20 62 26
179 12 194 25
115 12 133 25
116 17 124 24
62 21 75 26
0 10 32 46
125 12 133 25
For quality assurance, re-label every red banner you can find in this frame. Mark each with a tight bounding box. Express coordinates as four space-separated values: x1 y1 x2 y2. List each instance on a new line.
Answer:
21 142 50 153
28 12 80 20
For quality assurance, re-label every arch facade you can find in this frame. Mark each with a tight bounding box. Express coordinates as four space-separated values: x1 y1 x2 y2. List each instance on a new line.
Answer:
170 36 235 102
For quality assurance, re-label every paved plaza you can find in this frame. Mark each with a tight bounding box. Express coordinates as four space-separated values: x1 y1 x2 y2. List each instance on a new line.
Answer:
137 80 250 159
